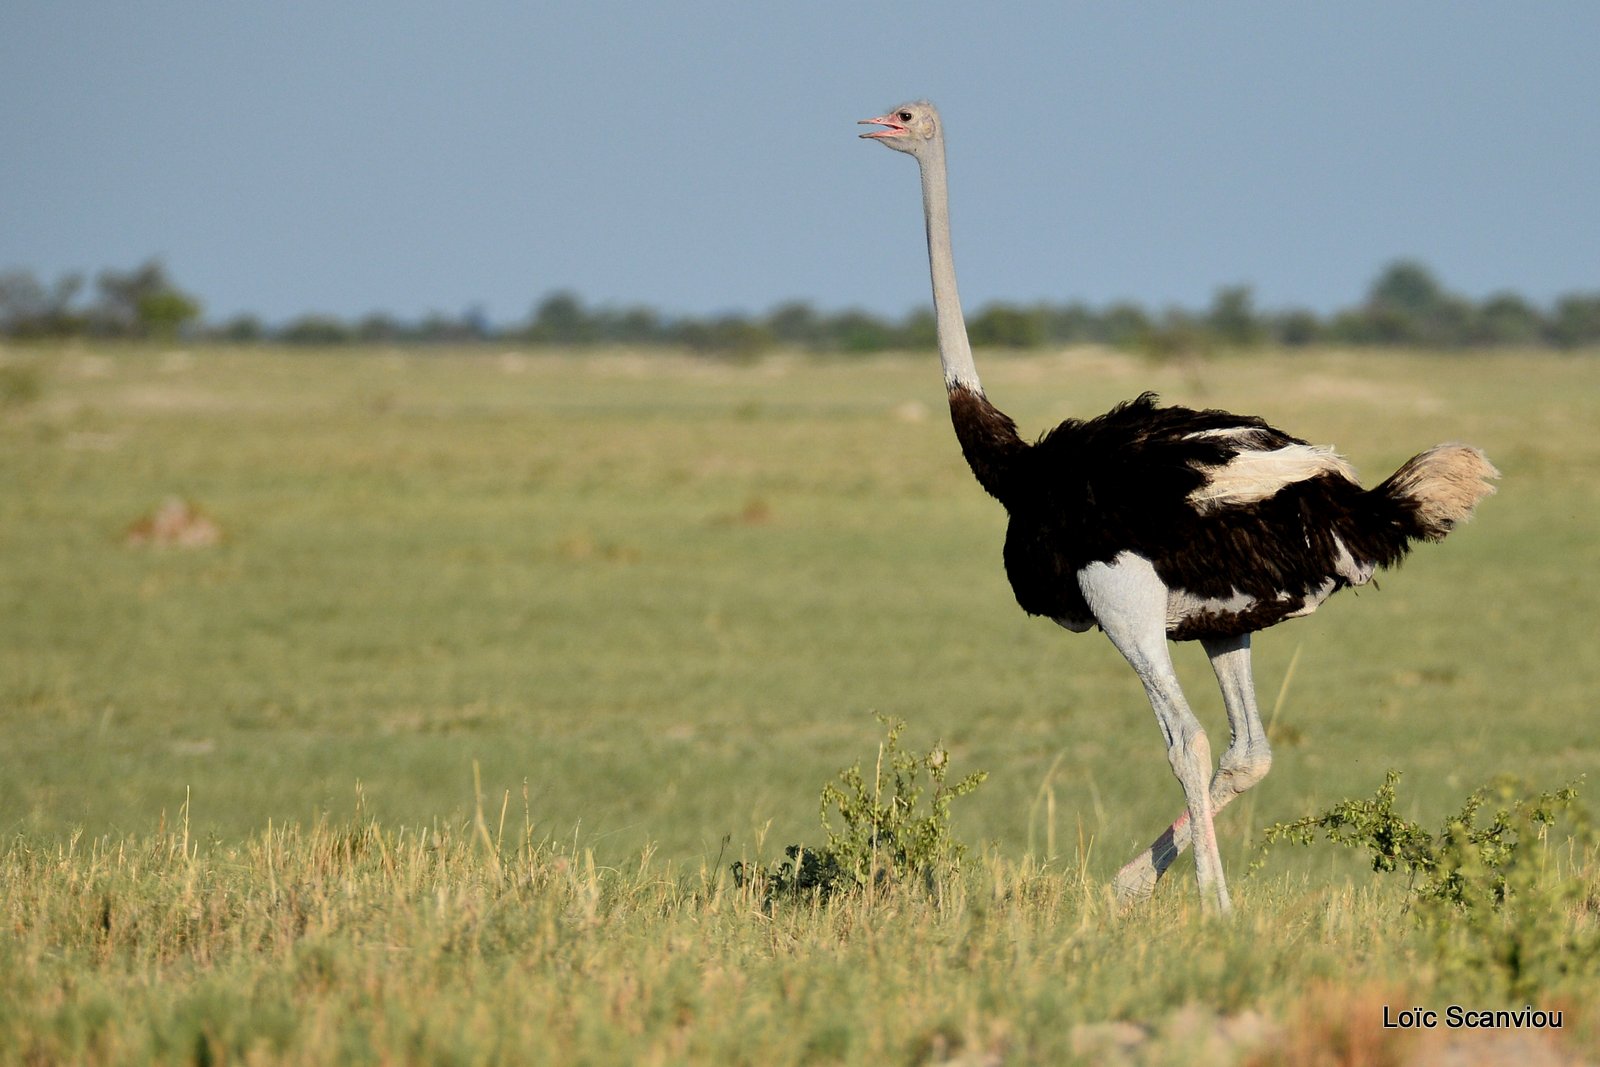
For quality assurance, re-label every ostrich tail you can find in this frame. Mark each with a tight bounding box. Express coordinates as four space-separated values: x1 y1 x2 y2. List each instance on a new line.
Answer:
1373 443 1499 542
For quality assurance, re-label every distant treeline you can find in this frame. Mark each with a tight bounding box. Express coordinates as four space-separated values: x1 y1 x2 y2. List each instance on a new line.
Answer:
3 258 1599 353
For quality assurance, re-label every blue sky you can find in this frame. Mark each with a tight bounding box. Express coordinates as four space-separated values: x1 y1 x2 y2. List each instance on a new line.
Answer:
3 2 1597 325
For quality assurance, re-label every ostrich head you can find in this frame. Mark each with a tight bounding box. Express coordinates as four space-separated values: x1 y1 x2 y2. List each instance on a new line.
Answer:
858 100 942 158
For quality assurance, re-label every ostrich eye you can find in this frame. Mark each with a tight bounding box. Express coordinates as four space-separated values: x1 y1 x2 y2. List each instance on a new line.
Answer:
897 111 913 122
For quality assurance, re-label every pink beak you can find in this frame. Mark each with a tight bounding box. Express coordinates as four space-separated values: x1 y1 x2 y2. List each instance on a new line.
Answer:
858 115 908 139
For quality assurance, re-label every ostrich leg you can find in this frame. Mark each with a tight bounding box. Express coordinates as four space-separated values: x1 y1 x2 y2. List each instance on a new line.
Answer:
1079 556 1231 915
1114 633 1272 902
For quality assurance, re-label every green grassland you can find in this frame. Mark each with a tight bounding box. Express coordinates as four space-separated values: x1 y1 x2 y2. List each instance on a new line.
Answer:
3 344 1599 1064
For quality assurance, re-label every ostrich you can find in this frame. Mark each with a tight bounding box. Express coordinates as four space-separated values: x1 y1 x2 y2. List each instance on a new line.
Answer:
859 100 1497 915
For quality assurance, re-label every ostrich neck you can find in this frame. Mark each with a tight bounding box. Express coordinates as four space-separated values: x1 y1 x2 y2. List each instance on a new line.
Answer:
918 141 1025 503
918 145 981 392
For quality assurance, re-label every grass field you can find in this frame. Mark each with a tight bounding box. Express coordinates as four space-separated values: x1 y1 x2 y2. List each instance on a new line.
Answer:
3 343 1599 1064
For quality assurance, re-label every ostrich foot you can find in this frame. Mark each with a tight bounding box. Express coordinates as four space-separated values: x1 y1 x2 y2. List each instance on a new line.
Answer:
1113 816 1186 902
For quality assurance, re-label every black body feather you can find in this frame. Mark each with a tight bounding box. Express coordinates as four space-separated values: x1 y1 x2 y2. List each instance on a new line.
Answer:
949 387 1432 640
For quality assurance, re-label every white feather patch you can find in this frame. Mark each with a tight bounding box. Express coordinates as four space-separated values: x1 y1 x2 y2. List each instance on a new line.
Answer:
1166 588 1256 630
1281 578 1339 619
1188 444 1357 512
1331 535 1375 586
1184 426 1264 441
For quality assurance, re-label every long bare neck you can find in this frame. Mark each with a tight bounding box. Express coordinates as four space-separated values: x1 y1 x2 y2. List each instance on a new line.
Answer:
918 142 981 392
917 139 1026 503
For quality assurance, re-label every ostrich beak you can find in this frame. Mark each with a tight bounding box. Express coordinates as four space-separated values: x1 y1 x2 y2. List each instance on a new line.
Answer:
858 115 908 139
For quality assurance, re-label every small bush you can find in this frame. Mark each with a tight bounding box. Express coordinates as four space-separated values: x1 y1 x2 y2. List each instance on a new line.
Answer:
735 716 987 900
1256 771 1599 998
1256 770 1583 907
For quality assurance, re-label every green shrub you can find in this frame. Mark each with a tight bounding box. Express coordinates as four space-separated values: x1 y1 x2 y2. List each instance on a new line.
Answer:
1257 771 1599 998
735 716 987 900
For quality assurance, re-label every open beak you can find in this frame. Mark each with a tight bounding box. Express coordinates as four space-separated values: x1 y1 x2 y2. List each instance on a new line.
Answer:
858 115 909 139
